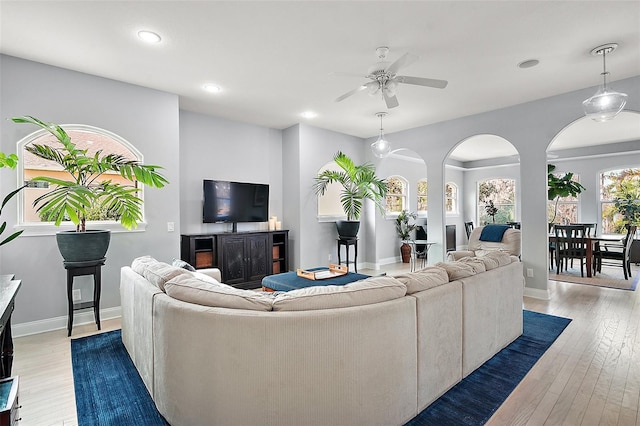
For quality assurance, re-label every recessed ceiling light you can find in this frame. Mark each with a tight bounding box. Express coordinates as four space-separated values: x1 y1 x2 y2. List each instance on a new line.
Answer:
203 84 222 93
301 111 317 119
518 59 539 69
137 30 161 44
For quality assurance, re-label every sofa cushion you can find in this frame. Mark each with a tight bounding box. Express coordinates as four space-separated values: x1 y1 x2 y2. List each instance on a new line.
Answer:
435 261 476 281
393 266 450 295
189 271 223 285
165 274 274 311
457 257 487 274
272 275 406 311
172 258 196 272
478 250 513 267
131 256 189 292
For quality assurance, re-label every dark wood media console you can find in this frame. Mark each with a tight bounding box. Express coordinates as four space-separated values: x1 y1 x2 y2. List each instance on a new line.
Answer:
181 230 289 290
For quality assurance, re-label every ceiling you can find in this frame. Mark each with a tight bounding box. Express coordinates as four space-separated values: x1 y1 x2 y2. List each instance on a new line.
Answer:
1 1 639 160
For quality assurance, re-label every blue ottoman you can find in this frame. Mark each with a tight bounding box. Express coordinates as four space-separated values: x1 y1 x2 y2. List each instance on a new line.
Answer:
262 267 369 292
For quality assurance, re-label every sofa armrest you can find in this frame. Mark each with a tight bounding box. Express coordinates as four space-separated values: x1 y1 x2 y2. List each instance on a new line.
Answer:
446 250 475 261
195 268 222 282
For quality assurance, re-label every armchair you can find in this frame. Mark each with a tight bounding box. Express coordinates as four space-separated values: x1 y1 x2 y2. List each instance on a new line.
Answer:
447 225 521 261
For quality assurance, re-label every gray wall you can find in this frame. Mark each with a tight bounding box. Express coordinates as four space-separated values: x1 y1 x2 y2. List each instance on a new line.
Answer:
0 55 180 327
178 110 283 235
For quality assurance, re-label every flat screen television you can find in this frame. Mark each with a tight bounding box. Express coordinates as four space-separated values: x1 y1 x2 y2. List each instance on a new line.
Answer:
203 180 269 231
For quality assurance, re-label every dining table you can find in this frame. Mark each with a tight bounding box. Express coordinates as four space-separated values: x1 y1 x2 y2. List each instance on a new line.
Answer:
549 233 623 278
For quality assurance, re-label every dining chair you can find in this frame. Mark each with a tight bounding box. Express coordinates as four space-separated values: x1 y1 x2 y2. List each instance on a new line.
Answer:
464 221 474 239
593 224 637 280
554 224 588 277
570 223 597 237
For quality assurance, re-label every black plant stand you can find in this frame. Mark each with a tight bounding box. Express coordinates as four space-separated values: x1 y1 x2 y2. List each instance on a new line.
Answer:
65 258 105 337
337 237 358 273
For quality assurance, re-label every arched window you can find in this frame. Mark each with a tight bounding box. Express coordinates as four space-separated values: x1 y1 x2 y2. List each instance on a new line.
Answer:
417 178 428 214
17 124 146 234
478 178 516 224
599 167 640 234
445 182 458 215
386 176 408 215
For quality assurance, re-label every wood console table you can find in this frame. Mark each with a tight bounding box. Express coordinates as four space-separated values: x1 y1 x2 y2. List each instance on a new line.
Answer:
0 276 20 379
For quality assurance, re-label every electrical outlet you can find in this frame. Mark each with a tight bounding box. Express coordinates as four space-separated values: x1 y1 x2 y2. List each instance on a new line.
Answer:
328 253 332 262
526 268 534 277
72 289 81 301
167 222 175 232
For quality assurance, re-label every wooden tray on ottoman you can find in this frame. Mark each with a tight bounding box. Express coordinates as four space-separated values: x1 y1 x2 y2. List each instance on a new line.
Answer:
296 264 348 280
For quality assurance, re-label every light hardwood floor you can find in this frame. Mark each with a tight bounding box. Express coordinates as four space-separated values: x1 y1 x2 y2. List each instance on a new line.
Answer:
11 263 640 425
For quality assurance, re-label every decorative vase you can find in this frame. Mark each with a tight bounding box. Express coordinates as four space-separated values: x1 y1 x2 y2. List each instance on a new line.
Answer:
336 220 360 239
400 242 412 263
56 230 111 264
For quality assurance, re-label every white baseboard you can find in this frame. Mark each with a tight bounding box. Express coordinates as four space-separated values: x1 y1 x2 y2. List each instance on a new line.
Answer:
13 306 121 338
524 286 551 300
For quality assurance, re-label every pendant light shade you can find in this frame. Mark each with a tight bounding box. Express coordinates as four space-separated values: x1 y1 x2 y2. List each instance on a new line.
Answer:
582 43 628 122
371 112 391 158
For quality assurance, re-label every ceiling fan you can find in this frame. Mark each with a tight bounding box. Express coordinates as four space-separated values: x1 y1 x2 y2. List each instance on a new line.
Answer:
334 46 448 109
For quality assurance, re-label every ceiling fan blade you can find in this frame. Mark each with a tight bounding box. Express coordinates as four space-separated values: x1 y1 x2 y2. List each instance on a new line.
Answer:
335 84 368 102
386 52 419 75
384 92 399 109
396 75 448 89
329 71 367 78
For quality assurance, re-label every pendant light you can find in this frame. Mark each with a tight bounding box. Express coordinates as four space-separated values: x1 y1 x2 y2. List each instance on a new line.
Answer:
371 112 391 158
582 43 627 122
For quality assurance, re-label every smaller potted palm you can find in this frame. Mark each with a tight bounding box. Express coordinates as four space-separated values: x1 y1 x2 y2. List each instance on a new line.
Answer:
12 116 168 263
395 210 417 263
313 151 387 238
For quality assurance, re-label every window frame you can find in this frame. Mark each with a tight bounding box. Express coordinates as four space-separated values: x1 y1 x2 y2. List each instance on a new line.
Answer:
477 178 516 225
548 172 581 226
416 178 428 217
385 175 408 218
15 124 147 236
445 182 459 216
599 167 640 234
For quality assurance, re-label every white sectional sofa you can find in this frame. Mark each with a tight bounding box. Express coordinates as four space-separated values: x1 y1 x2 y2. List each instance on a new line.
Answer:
120 252 524 426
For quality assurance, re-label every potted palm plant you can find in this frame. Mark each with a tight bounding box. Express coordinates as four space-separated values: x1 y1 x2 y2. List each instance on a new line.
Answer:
395 210 417 263
12 116 168 263
313 151 387 238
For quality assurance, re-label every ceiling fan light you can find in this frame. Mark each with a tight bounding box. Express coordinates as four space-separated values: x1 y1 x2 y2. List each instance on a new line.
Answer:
582 86 627 122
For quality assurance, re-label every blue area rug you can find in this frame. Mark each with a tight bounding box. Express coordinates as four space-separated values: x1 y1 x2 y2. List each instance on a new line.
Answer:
405 310 572 425
71 330 168 425
71 310 570 425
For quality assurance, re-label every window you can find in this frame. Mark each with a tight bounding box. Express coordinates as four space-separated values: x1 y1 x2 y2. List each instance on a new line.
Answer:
316 161 346 218
417 179 427 214
548 172 581 225
600 168 640 234
385 176 408 215
17 125 145 233
477 178 515 224
445 182 458 215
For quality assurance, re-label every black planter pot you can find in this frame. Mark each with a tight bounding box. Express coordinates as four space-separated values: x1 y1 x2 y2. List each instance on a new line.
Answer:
56 230 111 264
336 220 360 239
